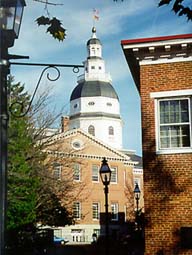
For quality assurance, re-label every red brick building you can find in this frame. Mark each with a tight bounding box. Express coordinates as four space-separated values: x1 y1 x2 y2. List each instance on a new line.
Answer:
121 34 192 255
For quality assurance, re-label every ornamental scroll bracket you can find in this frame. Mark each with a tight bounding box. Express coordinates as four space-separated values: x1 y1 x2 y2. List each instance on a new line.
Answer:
9 62 84 117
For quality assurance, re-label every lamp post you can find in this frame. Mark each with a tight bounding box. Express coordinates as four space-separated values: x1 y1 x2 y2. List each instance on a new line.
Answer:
134 183 141 230
0 1 26 255
99 157 111 255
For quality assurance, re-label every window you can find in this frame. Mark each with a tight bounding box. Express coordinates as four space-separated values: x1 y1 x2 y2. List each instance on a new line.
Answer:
151 90 192 154
92 202 100 220
91 47 95 55
53 163 62 180
88 101 95 106
88 125 95 136
109 126 114 135
73 163 80 181
92 165 99 182
157 97 192 153
110 167 117 183
111 203 118 221
91 66 95 69
73 202 81 219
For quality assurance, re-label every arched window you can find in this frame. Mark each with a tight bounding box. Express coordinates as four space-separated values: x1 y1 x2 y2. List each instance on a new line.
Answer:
109 126 114 135
88 125 95 136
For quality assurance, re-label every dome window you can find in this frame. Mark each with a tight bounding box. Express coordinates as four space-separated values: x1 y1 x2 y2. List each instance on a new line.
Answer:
88 125 95 136
109 126 114 135
74 103 78 109
91 47 96 55
88 101 95 106
91 66 95 69
107 102 112 106
99 66 102 70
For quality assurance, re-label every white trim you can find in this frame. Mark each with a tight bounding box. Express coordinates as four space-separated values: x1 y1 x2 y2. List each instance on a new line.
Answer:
156 148 192 155
122 39 192 49
154 99 159 153
140 56 192 65
151 89 192 98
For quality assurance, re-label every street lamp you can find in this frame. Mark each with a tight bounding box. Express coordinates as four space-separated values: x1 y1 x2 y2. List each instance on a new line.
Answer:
0 1 26 255
0 0 26 47
99 157 111 255
134 182 141 230
134 182 140 213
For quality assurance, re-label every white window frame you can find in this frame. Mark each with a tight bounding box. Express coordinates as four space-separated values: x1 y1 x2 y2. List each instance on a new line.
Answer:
111 203 118 221
92 165 99 182
110 167 118 184
73 163 81 181
151 89 192 154
92 202 100 220
73 202 81 220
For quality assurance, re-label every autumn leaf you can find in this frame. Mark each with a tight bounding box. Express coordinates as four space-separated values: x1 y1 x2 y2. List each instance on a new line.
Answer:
46 17 66 41
36 16 50 26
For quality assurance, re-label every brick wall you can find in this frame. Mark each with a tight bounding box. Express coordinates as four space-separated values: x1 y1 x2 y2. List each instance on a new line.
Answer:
140 61 192 255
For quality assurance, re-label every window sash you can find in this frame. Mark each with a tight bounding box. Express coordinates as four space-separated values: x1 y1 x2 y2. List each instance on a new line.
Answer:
111 167 117 183
92 202 100 220
111 203 118 221
73 202 81 219
73 164 80 181
158 98 191 149
53 164 62 180
92 165 99 182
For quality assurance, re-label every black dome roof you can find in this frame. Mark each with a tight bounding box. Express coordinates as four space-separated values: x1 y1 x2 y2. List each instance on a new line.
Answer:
70 81 119 101
87 27 101 46
87 38 101 46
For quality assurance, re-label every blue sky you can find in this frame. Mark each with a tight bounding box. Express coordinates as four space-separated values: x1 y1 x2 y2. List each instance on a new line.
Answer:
10 0 192 156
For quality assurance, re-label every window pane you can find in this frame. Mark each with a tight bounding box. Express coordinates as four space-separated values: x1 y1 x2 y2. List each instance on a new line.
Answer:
109 126 114 135
180 100 189 122
88 125 95 136
160 101 169 124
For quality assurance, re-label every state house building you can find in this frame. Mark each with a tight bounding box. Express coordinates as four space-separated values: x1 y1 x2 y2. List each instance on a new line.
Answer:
44 27 143 244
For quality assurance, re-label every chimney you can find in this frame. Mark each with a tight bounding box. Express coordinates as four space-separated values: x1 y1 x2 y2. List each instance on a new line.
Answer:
61 116 69 133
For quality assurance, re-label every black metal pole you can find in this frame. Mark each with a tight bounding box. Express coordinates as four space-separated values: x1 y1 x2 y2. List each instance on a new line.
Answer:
0 45 9 255
135 194 140 231
136 195 139 213
104 184 109 255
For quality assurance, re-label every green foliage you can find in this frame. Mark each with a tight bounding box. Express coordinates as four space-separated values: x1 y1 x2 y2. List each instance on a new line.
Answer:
36 16 66 41
7 78 39 231
7 77 73 250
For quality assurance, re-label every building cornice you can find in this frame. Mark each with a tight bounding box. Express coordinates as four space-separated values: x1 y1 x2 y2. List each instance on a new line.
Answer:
69 112 121 120
121 34 192 91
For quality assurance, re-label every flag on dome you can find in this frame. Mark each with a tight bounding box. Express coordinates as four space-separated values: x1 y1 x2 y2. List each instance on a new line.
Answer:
93 9 99 20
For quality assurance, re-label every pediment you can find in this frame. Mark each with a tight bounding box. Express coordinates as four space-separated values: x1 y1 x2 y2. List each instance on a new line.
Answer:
44 129 134 165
